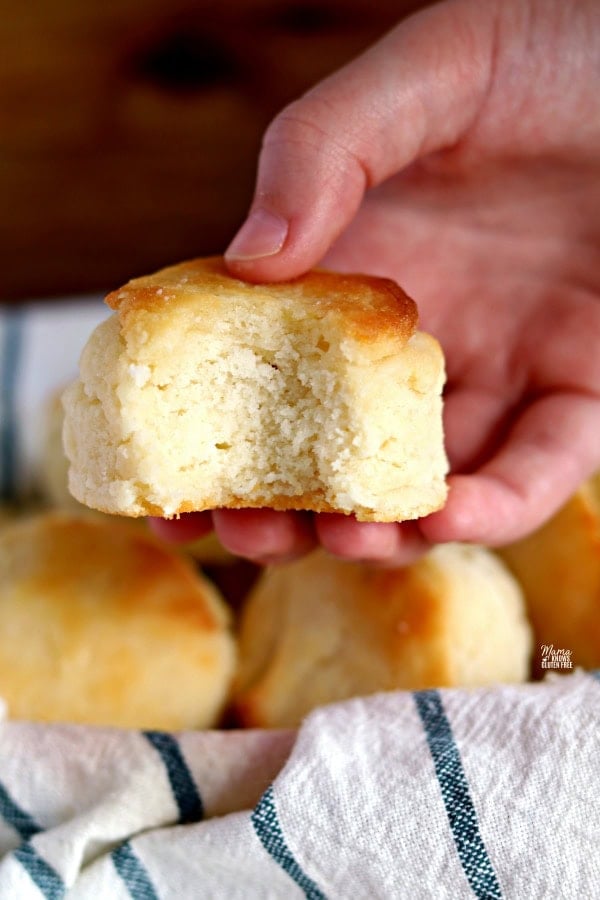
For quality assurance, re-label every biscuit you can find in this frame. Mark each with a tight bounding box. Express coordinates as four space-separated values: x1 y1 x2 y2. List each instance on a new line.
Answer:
40 386 81 511
0 512 236 729
231 544 532 727
63 257 448 522
498 474 600 675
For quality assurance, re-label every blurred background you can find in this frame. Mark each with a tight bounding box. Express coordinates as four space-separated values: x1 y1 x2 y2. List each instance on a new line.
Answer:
0 0 429 301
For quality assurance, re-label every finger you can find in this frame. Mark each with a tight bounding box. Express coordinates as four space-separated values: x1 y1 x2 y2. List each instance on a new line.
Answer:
315 514 431 566
421 391 600 546
148 511 212 543
212 508 317 564
225 0 495 280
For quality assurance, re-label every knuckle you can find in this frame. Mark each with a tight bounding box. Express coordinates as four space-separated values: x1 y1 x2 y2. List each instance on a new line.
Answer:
262 98 369 186
265 99 327 146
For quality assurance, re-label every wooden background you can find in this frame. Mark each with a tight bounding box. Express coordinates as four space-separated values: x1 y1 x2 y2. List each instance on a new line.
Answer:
0 0 427 300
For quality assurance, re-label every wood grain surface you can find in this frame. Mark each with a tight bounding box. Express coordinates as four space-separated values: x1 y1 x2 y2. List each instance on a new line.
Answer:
1 1 426 300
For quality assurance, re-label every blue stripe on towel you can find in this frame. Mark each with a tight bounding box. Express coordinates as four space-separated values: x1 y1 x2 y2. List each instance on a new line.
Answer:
590 670 600 683
252 784 326 900
0 782 42 841
13 843 65 899
143 731 204 824
414 690 503 900
0 782 65 898
0 310 24 499
112 841 160 900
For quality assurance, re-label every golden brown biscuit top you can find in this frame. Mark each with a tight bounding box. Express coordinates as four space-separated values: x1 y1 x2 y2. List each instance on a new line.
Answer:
0 513 221 632
106 256 418 343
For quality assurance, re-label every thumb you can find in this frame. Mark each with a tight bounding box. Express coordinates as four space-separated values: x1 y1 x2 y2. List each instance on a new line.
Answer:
225 0 497 280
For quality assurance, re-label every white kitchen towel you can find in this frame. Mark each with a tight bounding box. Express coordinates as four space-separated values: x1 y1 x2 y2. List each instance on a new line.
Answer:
0 671 598 899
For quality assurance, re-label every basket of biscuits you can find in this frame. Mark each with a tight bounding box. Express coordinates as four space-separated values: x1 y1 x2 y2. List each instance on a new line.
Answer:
0 260 597 898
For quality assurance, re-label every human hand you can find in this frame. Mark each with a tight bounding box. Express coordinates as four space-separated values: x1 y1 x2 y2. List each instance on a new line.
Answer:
153 0 600 564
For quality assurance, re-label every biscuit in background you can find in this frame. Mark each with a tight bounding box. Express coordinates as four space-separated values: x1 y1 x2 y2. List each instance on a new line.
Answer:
231 545 532 728
498 474 600 676
0 512 236 730
63 257 448 523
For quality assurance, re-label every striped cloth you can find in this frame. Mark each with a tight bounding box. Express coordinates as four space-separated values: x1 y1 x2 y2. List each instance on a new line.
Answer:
1 301 599 897
0 672 598 898
0 298 108 501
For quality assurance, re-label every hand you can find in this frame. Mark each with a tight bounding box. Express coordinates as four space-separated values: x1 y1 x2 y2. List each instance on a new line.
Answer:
153 0 600 564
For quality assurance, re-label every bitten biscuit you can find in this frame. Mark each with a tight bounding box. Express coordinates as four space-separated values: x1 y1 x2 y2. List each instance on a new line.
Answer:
498 474 600 675
231 545 532 728
63 257 448 522
0 512 236 729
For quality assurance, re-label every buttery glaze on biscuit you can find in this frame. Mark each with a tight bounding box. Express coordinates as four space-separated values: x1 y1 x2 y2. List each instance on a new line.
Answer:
106 258 419 343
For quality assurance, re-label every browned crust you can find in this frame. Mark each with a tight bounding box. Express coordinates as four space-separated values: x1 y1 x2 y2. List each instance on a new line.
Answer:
105 256 418 343
86 487 447 523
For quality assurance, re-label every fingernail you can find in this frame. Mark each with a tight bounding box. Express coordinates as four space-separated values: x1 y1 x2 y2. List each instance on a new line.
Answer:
225 209 288 261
